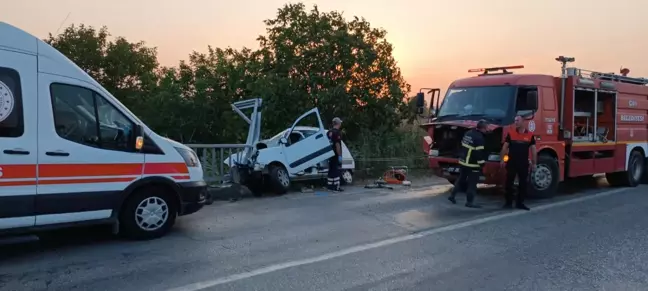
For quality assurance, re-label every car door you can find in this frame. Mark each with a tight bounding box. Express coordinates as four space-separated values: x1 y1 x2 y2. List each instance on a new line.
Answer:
35 74 144 226
0 50 38 230
282 108 334 173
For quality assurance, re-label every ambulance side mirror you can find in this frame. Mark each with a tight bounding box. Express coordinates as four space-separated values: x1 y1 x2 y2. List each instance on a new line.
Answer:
134 124 144 151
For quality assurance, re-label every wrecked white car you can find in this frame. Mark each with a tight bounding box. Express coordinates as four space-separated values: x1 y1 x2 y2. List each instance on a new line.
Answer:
223 99 356 194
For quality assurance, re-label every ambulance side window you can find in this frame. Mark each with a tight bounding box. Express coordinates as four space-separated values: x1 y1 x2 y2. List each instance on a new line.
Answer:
0 67 24 138
50 83 136 152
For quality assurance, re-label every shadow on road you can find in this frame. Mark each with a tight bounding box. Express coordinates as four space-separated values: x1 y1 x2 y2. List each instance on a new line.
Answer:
0 225 117 261
0 175 612 260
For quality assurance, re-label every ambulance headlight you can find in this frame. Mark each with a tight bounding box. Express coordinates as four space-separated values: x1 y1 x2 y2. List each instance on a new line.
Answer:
175 147 200 167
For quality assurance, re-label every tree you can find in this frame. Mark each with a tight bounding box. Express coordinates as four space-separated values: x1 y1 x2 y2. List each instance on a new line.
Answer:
255 3 411 140
45 24 159 109
42 3 414 149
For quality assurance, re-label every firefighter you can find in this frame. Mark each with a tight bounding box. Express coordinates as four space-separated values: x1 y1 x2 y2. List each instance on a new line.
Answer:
448 120 489 208
500 115 536 210
327 117 344 192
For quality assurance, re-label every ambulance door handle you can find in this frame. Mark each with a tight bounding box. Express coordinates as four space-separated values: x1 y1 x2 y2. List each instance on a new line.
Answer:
3 149 30 155
45 151 70 157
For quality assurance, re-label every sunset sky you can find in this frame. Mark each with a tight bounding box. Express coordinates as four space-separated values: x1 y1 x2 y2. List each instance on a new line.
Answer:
6 0 648 99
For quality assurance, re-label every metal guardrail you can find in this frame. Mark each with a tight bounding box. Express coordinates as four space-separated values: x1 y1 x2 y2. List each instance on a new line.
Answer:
185 144 253 184
185 143 431 184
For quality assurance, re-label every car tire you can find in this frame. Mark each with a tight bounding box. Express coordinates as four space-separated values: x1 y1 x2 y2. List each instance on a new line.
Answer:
341 170 353 185
243 171 265 197
528 154 559 199
269 164 290 195
119 185 178 240
247 180 265 197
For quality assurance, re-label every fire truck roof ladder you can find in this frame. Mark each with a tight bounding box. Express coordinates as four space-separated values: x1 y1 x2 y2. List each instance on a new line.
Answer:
567 67 648 86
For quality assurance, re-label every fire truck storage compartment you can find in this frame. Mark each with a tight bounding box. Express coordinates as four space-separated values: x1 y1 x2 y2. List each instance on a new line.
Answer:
572 88 617 143
432 125 503 158
569 88 619 177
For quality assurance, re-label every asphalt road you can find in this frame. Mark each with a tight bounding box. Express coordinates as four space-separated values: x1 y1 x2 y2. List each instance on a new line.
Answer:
2 177 647 291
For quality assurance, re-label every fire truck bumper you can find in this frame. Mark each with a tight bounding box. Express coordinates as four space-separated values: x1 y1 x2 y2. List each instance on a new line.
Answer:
429 157 506 185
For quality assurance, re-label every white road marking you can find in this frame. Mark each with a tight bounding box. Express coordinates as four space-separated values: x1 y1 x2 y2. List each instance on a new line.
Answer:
168 187 630 291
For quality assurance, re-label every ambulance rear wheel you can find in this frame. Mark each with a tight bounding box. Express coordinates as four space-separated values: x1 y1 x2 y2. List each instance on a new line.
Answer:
529 154 559 199
119 186 178 240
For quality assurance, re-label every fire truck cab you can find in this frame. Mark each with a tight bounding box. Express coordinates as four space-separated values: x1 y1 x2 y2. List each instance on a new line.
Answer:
419 56 648 198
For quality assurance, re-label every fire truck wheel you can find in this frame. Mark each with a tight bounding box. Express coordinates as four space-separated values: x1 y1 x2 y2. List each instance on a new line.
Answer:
269 164 290 195
529 154 559 199
606 150 644 187
642 157 648 184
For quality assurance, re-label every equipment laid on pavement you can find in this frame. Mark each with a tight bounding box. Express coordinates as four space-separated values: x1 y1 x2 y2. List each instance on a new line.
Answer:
364 166 412 190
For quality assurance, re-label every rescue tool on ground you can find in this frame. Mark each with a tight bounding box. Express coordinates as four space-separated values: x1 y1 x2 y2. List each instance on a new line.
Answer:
364 166 412 190
418 57 648 198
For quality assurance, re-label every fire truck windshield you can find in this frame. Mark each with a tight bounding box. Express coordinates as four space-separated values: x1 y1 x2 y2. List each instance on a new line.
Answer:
436 86 516 123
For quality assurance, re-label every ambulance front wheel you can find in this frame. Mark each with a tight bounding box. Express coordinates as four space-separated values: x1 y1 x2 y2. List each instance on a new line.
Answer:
119 185 178 240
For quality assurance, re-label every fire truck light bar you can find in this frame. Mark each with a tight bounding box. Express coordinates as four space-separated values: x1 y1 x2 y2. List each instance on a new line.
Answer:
468 65 525 73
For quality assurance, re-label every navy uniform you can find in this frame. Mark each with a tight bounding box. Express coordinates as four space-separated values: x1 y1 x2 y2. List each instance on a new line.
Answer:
327 118 344 191
448 120 488 208
503 129 535 210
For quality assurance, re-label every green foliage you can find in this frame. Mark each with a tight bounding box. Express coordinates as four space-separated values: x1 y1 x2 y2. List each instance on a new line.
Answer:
44 3 423 162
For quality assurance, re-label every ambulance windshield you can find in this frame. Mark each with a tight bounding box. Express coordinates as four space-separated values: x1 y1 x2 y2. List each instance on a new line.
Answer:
436 86 516 123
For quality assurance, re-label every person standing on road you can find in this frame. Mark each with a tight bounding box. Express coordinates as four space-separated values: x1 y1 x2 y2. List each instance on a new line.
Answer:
499 115 536 210
327 117 344 192
448 120 489 208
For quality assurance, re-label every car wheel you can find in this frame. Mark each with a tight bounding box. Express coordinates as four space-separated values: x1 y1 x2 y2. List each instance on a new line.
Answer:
269 164 290 194
341 170 353 185
119 185 177 240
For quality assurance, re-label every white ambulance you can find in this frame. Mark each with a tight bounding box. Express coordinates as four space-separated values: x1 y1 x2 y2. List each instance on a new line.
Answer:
0 22 207 240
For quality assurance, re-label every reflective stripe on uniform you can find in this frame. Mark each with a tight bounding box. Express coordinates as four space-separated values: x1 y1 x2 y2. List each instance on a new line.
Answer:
461 142 484 168
459 160 480 168
461 143 484 150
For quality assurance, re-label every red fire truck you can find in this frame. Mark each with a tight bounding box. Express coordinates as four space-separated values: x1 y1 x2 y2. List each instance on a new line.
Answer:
417 56 648 198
